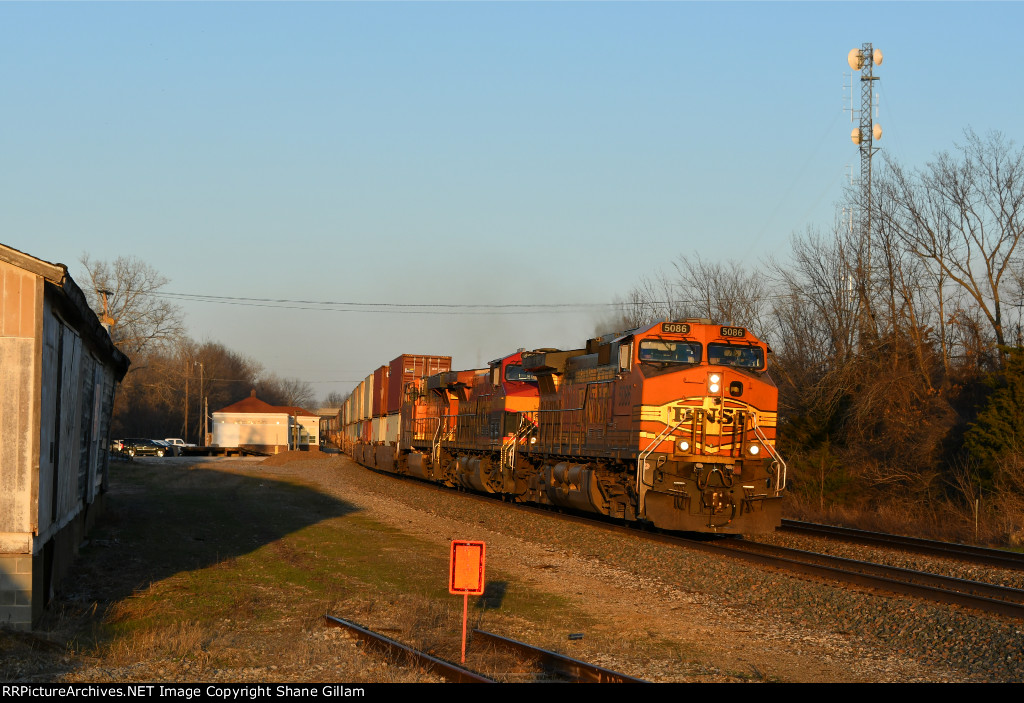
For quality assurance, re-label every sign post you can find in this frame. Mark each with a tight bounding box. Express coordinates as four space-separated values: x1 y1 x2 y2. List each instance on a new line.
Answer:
449 540 486 663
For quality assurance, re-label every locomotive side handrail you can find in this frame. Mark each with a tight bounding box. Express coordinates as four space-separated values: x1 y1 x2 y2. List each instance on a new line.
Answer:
636 417 687 511
750 412 787 496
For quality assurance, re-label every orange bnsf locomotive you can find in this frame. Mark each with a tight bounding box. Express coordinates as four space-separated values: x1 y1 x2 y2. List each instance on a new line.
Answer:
341 319 786 534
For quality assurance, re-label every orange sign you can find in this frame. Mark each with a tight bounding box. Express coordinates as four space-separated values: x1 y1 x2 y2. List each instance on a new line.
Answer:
449 541 486 595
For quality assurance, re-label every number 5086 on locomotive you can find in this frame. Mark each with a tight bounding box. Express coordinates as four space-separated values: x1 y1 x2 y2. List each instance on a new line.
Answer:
342 319 786 534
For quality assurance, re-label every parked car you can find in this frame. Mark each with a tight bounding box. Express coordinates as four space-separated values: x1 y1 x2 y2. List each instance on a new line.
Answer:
110 439 124 453
152 439 178 456
121 438 168 457
164 438 196 449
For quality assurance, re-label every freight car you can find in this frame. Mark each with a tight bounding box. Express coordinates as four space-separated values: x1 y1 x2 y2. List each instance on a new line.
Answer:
342 320 786 534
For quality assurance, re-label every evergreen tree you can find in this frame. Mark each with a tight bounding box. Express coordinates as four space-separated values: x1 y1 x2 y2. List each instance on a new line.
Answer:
964 346 1024 486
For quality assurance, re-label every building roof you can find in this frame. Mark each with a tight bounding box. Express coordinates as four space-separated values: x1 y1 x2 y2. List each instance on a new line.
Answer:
0 242 129 379
214 391 316 417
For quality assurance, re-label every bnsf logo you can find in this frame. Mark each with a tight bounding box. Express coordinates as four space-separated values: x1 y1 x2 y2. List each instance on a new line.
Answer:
720 326 746 338
662 323 690 334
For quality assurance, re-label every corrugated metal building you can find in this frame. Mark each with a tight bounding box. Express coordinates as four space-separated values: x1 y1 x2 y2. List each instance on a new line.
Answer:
0 243 129 630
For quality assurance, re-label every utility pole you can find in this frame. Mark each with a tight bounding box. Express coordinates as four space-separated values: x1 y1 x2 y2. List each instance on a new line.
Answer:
184 360 190 444
195 361 205 446
847 43 884 346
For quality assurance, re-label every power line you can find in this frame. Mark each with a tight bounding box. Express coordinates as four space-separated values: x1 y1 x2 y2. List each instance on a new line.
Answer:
151 290 803 314
155 291 609 313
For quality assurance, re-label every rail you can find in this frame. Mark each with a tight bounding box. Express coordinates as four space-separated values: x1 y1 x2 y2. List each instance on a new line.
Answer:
720 539 1024 619
781 520 1024 570
471 629 648 683
323 614 493 683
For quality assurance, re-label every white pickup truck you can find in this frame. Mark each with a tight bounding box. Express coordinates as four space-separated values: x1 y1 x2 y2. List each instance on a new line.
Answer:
164 438 196 449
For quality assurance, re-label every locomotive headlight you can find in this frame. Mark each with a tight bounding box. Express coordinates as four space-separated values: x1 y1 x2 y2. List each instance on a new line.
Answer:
748 444 760 455
708 373 721 394
678 440 690 452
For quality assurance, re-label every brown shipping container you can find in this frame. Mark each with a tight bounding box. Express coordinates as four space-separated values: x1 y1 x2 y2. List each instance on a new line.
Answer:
387 354 452 413
372 365 389 418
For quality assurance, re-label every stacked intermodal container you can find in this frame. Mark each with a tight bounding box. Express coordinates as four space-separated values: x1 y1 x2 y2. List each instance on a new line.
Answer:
388 355 452 413
339 354 452 468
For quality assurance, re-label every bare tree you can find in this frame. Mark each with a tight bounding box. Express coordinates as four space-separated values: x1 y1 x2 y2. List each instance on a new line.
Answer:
877 130 1024 359
612 270 688 329
322 391 349 408
79 254 185 358
671 254 769 332
773 224 860 364
256 373 317 409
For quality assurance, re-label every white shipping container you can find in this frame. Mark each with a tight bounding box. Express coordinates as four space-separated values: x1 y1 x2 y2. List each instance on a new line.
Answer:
385 412 400 445
362 374 373 421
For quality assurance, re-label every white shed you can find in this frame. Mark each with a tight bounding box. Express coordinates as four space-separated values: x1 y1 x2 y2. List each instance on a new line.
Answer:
212 392 320 454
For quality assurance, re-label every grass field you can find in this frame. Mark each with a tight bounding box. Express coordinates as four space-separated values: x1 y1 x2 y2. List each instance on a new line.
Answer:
1 456 589 682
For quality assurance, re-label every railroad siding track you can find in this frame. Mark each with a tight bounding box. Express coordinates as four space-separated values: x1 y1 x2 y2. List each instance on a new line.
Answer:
781 519 1024 571
323 614 493 683
323 614 646 683
715 539 1024 620
471 629 648 683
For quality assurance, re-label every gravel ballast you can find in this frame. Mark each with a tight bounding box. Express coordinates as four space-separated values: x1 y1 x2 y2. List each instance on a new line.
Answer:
262 453 1023 682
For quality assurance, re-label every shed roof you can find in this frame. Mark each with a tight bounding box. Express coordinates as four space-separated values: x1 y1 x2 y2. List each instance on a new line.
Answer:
214 391 316 417
0 242 129 379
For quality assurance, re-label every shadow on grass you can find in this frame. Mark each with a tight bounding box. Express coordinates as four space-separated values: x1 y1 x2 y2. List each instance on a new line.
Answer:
0 457 362 681
476 581 508 612
81 458 360 604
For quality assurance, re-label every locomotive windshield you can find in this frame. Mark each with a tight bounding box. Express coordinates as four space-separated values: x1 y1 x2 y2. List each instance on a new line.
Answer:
638 339 702 364
505 364 537 383
707 343 764 370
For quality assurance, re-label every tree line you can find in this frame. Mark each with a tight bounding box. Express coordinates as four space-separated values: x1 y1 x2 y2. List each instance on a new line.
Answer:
604 129 1024 546
79 257 319 443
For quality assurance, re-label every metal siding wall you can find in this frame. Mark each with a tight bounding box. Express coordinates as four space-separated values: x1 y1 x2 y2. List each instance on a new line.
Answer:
91 366 115 501
77 353 96 503
35 306 58 536
0 264 38 540
55 328 82 529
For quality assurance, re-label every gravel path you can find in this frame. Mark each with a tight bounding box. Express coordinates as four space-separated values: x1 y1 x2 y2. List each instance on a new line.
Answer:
257 453 1024 683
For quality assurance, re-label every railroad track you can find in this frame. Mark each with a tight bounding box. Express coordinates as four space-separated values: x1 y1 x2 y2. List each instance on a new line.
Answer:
323 614 646 683
780 519 1024 571
715 538 1024 620
323 614 491 683
355 463 1024 619
471 629 648 683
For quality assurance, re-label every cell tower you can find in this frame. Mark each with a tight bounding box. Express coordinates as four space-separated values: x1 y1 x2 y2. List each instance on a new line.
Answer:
847 43 883 343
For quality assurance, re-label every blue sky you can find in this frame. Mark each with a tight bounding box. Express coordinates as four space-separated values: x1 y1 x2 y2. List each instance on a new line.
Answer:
3 1 1022 400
